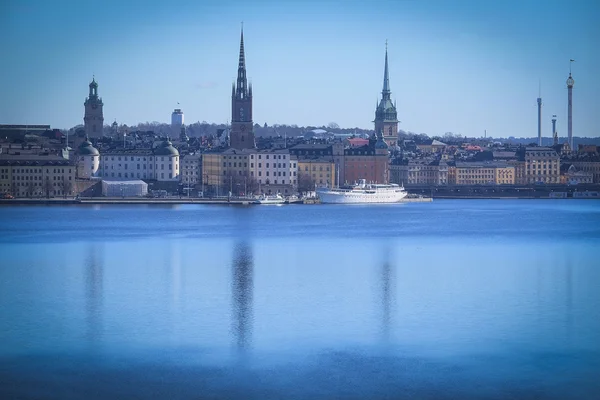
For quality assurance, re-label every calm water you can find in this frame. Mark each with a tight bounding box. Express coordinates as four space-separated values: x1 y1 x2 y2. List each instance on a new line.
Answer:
1 200 599 399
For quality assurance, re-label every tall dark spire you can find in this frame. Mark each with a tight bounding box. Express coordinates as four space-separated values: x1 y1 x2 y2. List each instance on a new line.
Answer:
382 40 391 99
238 25 245 69
235 25 248 99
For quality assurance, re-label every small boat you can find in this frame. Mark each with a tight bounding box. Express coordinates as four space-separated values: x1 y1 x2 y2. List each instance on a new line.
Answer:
253 193 285 205
285 195 303 204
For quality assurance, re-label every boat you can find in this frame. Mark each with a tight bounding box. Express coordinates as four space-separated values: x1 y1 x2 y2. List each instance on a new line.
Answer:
316 179 407 204
253 193 285 205
285 195 303 204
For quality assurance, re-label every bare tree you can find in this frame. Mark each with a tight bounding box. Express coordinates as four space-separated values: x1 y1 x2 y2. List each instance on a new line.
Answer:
62 178 73 199
44 177 53 198
27 181 35 198
297 172 315 194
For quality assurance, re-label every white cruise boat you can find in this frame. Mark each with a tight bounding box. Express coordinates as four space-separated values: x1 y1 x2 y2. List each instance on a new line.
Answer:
316 179 407 204
253 193 285 205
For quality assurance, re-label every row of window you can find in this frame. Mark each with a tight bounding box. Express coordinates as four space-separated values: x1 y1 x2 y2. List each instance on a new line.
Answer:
103 156 175 161
105 172 175 179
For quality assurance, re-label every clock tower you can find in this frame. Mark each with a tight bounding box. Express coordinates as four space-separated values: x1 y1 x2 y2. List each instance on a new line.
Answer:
84 77 104 139
230 27 255 149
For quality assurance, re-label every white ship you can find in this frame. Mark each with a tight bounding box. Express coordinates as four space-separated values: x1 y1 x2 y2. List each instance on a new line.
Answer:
253 193 285 205
316 179 407 204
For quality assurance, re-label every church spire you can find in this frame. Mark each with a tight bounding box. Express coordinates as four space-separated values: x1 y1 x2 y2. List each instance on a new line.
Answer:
382 40 391 99
235 24 248 98
238 24 245 69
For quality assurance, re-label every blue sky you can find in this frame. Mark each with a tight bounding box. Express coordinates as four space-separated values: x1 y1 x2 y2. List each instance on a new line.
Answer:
1 0 598 138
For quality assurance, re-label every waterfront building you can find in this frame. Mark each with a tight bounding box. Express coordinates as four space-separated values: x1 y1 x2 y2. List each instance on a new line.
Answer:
180 154 201 185
76 135 100 179
98 139 180 182
389 159 448 186
455 161 515 185
524 147 560 184
560 164 593 185
201 148 298 195
374 42 399 148
84 78 104 139
297 158 336 187
567 161 600 183
0 154 75 197
230 27 255 150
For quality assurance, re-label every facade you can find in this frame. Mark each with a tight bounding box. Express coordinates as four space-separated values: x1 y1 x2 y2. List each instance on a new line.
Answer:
560 164 593 185
181 154 201 185
0 155 76 197
343 141 389 185
374 44 399 148
99 139 180 182
201 149 298 196
297 158 336 187
455 162 515 185
524 147 560 184
389 160 448 186
568 161 600 183
84 78 104 139
230 28 255 149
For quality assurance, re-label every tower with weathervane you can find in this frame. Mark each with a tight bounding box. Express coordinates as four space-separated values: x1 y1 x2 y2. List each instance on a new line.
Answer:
374 42 399 148
230 27 255 150
84 77 104 139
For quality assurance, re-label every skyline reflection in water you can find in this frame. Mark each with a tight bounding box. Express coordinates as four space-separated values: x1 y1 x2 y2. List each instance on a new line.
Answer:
0 201 599 399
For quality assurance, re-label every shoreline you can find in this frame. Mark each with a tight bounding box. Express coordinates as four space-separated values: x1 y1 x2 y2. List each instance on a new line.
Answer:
0 196 597 205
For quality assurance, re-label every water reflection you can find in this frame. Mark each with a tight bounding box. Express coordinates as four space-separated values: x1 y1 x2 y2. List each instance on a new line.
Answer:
231 241 254 352
379 246 395 343
85 243 104 344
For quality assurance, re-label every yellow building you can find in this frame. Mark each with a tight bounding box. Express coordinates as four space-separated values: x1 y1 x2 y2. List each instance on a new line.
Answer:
494 166 515 185
0 155 76 197
297 158 336 187
456 161 515 185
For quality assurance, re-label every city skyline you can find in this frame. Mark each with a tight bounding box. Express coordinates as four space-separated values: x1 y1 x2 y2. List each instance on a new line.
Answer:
1 0 599 138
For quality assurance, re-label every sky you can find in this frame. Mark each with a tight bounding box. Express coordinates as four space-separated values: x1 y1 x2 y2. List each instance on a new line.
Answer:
0 0 599 138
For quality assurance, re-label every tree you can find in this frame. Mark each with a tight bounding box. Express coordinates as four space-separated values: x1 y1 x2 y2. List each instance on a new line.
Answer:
62 178 73 199
44 177 53 198
297 172 315 193
327 122 340 130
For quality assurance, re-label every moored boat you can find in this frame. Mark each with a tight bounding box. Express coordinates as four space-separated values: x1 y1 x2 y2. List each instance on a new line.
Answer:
253 193 285 205
316 179 407 204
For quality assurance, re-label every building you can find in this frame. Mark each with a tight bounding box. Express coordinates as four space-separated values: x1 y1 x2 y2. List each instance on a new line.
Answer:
180 154 201 185
455 161 515 185
171 109 184 136
297 158 336 188
524 147 560 184
76 135 100 179
568 161 600 183
560 164 593 185
374 43 399 148
343 139 389 184
201 148 298 196
230 27 255 149
84 78 104 139
98 139 180 182
0 154 76 197
389 159 448 186
102 180 148 197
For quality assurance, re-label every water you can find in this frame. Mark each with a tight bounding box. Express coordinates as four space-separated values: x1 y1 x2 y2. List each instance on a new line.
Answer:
1 200 599 399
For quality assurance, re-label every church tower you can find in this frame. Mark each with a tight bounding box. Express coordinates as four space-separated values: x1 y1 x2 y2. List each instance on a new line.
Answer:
84 77 104 139
374 42 398 148
230 27 255 149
